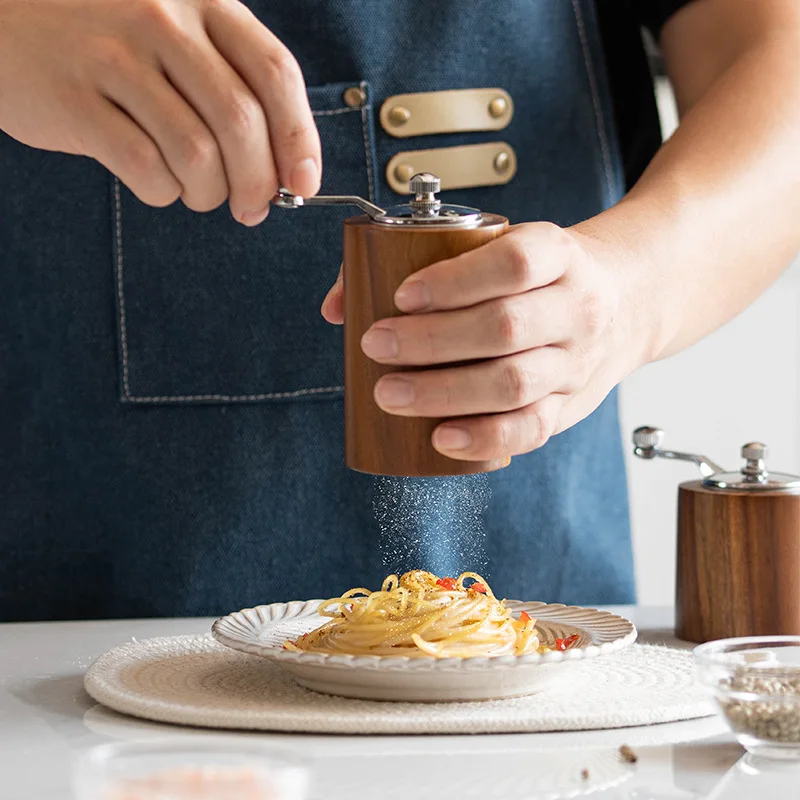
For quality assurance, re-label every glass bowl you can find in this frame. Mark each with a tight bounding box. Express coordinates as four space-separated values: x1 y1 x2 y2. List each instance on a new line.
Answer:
694 636 800 760
72 738 310 800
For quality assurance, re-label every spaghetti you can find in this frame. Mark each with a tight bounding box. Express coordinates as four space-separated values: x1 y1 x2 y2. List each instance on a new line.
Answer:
284 570 560 658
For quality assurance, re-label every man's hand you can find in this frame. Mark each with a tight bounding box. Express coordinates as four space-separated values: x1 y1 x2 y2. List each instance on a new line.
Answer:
323 223 647 461
0 0 321 224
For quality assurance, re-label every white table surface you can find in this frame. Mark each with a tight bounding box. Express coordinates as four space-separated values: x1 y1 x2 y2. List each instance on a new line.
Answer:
2 606 800 800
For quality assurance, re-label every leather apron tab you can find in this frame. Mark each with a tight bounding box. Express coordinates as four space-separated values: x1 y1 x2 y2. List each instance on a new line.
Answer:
380 88 513 138
386 142 518 193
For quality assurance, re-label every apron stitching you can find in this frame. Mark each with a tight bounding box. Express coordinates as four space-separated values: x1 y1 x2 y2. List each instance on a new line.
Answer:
114 172 346 402
113 177 132 399
570 0 614 198
359 82 375 202
124 387 344 403
313 107 359 117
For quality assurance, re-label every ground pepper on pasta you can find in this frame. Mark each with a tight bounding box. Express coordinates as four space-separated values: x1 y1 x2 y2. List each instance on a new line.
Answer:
283 570 561 658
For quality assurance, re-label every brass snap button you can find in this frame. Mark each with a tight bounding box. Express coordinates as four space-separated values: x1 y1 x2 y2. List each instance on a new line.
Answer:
488 96 508 119
343 86 366 109
387 106 411 127
393 163 415 184
493 151 511 174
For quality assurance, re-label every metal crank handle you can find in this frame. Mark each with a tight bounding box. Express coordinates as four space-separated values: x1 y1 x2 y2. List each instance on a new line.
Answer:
272 188 386 220
632 426 726 478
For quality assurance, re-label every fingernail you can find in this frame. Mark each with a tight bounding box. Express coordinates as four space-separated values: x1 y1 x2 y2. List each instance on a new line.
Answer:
435 426 472 451
291 158 320 196
395 280 430 312
240 206 270 226
361 327 398 360
375 376 415 408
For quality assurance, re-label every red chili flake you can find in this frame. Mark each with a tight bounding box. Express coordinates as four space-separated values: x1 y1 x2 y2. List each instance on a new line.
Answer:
471 582 487 594
436 577 458 590
555 634 580 651
519 610 532 623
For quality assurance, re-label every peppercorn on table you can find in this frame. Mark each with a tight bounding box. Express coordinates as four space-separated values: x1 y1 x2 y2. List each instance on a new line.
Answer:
2 607 800 799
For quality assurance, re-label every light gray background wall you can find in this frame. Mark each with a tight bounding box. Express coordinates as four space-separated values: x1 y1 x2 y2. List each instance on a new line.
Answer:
621 79 800 605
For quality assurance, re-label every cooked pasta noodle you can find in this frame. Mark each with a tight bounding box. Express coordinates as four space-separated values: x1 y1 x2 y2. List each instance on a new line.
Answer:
283 570 553 658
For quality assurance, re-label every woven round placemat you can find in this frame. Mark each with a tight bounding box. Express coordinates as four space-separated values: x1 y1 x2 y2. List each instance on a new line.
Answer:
84 635 714 735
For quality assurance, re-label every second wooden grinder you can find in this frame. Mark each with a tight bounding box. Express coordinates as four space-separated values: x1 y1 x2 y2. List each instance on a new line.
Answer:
633 426 800 643
273 173 510 477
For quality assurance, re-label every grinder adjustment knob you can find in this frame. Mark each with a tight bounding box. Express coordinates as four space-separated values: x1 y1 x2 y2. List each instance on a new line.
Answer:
409 172 440 195
409 172 442 216
742 442 767 462
741 442 768 481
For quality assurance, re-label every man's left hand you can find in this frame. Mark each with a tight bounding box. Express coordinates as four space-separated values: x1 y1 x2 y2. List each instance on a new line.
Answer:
322 221 649 461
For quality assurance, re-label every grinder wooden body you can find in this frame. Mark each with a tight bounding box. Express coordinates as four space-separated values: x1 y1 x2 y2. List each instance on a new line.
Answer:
676 481 800 643
343 214 509 476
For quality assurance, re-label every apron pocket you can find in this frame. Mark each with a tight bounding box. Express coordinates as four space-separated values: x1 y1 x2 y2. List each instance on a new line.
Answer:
112 81 376 404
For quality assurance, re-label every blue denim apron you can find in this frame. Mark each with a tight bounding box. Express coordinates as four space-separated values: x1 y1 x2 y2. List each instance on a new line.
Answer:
0 0 634 621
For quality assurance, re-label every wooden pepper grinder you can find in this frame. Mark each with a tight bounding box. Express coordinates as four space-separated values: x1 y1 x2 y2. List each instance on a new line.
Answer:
632 426 800 642
272 173 510 477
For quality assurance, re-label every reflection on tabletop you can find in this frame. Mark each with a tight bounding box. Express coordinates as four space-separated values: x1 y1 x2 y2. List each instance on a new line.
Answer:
703 755 800 800
79 707 758 800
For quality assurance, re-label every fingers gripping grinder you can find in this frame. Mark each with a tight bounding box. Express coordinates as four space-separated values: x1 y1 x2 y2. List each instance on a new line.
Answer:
273 174 510 477
633 426 800 642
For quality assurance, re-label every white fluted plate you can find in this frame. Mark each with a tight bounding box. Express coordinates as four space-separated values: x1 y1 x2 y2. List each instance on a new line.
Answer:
211 600 637 702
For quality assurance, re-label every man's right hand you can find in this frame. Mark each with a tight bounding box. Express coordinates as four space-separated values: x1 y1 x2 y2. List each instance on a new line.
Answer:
0 0 321 225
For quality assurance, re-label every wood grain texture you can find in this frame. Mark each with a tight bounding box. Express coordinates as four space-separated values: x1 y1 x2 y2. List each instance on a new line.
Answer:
676 481 800 642
343 214 510 476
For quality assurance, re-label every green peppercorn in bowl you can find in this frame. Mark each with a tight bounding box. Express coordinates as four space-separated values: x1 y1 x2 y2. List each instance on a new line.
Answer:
694 636 800 760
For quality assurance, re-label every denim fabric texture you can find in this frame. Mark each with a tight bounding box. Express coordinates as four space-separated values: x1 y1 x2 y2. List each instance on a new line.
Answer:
0 0 635 621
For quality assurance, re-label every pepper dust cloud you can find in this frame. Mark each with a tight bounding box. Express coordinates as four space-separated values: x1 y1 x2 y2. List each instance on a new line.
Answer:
371 474 491 578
